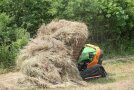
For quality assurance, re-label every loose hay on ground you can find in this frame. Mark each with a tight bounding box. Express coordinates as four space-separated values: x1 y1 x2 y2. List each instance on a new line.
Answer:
0 20 89 89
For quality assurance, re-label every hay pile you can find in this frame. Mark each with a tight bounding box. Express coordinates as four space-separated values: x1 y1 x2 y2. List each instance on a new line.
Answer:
6 20 89 89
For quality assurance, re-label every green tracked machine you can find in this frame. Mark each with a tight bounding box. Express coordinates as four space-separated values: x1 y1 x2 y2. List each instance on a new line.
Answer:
78 44 107 80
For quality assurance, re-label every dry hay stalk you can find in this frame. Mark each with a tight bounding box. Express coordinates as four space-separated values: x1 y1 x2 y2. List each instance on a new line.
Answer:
16 20 89 89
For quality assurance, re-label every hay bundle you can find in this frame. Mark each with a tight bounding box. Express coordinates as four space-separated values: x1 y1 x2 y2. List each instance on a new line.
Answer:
16 20 88 89
38 20 88 60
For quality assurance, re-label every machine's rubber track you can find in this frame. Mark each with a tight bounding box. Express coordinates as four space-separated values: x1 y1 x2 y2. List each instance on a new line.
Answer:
80 64 107 80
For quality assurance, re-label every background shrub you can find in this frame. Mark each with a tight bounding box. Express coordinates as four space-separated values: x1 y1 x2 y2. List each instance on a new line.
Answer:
0 13 30 68
0 0 134 68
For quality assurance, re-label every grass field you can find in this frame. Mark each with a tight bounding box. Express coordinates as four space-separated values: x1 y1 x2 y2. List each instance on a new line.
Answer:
0 56 134 90
46 56 134 90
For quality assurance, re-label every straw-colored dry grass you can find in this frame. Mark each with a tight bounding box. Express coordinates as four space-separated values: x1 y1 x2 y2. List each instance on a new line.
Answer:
43 56 134 90
16 20 88 89
0 20 89 90
0 56 134 90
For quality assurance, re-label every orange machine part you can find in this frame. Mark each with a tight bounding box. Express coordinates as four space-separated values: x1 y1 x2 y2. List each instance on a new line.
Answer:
85 44 101 68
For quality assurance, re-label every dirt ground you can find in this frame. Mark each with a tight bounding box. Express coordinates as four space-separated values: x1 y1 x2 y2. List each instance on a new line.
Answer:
0 56 134 90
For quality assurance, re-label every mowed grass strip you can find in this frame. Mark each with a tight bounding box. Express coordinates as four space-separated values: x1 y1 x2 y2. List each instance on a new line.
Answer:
1 57 134 90
45 58 134 90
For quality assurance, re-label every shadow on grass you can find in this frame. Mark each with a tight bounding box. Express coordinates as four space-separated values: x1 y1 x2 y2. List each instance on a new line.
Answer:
87 73 116 84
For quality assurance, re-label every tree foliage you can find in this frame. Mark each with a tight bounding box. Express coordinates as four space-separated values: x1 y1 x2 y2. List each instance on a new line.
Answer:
0 0 134 68
0 13 29 68
55 0 134 55
0 0 59 36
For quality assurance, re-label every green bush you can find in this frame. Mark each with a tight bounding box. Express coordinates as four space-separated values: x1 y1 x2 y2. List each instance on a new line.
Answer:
0 0 59 36
0 13 30 68
55 0 134 57
96 0 134 56
0 0 134 63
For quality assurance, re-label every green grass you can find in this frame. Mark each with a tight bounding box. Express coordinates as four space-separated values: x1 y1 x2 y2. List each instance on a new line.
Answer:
0 67 17 74
0 68 9 74
1 57 134 90
45 57 134 90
